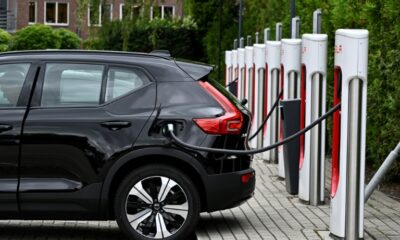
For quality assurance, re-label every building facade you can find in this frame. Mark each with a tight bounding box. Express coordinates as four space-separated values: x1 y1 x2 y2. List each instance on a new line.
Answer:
1 0 183 38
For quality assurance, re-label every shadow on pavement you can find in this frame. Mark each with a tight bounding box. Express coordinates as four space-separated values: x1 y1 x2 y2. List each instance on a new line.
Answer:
0 222 197 240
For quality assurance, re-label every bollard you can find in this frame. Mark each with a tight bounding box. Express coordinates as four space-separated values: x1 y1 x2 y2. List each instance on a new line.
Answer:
249 44 266 149
330 29 368 240
263 40 281 163
279 27 302 179
298 33 328 205
245 45 254 105
225 51 233 90
238 42 246 100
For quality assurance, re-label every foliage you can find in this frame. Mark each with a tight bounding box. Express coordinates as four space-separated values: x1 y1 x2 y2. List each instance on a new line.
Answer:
9 24 61 50
55 28 81 49
0 29 11 52
95 17 201 60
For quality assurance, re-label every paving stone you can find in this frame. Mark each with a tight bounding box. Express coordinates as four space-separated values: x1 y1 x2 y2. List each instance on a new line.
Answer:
0 160 399 239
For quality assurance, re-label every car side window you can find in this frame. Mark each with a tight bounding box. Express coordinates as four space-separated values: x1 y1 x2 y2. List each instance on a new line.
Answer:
41 63 104 107
105 67 150 102
0 63 31 108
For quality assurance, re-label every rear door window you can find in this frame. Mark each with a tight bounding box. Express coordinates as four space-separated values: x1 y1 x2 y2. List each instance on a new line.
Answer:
41 63 104 107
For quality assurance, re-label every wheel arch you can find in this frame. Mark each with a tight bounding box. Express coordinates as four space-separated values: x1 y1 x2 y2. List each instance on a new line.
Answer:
100 147 208 219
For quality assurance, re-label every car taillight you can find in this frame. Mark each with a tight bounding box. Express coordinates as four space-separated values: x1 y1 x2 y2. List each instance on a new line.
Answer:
194 81 243 135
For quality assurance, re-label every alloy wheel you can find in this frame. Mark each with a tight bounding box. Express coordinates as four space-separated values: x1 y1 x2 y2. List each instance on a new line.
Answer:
125 176 189 239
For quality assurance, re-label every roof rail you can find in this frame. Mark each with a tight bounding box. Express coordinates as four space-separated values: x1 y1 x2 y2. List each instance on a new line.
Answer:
0 50 173 60
150 50 171 58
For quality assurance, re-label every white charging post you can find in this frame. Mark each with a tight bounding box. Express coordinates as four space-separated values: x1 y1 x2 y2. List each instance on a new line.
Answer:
225 51 233 90
263 40 281 163
249 43 266 149
278 17 301 178
245 38 254 108
298 10 328 205
330 29 368 240
238 38 246 100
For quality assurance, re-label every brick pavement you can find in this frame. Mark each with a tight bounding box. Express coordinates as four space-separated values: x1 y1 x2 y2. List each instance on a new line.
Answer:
0 159 399 239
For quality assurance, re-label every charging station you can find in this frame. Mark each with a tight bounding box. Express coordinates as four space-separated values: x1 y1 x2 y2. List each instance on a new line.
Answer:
263 40 281 163
298 33 328 205
249 43 266 149
231 49 238 97
279 35 302 178
330 29 369 240
245 45 254 109
238 45 246 100
225 51 233 89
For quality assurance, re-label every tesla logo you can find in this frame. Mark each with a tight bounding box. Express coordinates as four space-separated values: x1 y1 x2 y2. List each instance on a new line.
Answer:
335 45 343 54
302 46 307 54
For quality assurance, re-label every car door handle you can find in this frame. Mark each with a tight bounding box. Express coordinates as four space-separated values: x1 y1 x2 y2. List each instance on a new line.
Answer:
0 124 12 133
101 121 131 130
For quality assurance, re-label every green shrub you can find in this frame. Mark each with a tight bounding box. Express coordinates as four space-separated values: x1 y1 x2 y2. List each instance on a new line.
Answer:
95 17 201 60
10 24 61 50
83 37 101 50
55 28 81 49
0 29 11 52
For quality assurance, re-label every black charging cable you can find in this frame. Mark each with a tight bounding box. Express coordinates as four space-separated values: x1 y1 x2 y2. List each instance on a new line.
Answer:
225 78 238 88
248 90 283 141
166 103 341 155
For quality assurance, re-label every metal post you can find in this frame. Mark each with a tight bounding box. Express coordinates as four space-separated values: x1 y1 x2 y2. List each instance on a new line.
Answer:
313 9 322 34
276 23 282 41
255 32 259 44
291 16 300 39
247 35 252 46
233 39 238 50
365 142 400 202
240 37 244 48
290 0 295 31
264 28 270 42
238 0 243 41
217 0 223 82
346 78 363 240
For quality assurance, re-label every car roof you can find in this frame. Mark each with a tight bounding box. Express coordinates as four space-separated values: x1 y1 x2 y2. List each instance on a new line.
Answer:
0 50 214 82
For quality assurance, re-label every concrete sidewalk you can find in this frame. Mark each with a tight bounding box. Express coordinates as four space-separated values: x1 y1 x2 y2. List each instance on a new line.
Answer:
0 159 399 239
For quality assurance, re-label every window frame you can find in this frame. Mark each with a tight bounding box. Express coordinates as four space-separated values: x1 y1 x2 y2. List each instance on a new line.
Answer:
88 4 113 27
28 1 38 24
104 66 152 104
33 61 153 109
44 1 70 26
150 5 175 20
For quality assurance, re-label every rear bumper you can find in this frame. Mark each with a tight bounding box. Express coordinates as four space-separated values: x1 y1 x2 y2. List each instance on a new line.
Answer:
203 168 256 212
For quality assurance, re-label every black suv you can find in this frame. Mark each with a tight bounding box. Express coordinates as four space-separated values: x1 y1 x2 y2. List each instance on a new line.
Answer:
0 50 255 240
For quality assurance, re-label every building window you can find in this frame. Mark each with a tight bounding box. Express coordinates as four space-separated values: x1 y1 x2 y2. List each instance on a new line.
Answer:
119 4 141 20
29 1 37 24
150 5 175 20
45 2 69 25
88 4 112 27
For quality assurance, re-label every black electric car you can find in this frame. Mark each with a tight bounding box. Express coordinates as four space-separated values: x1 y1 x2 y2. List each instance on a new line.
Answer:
0 50 255 240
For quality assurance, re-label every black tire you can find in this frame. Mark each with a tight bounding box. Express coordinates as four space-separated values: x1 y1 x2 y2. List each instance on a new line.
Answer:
114 164 201 240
